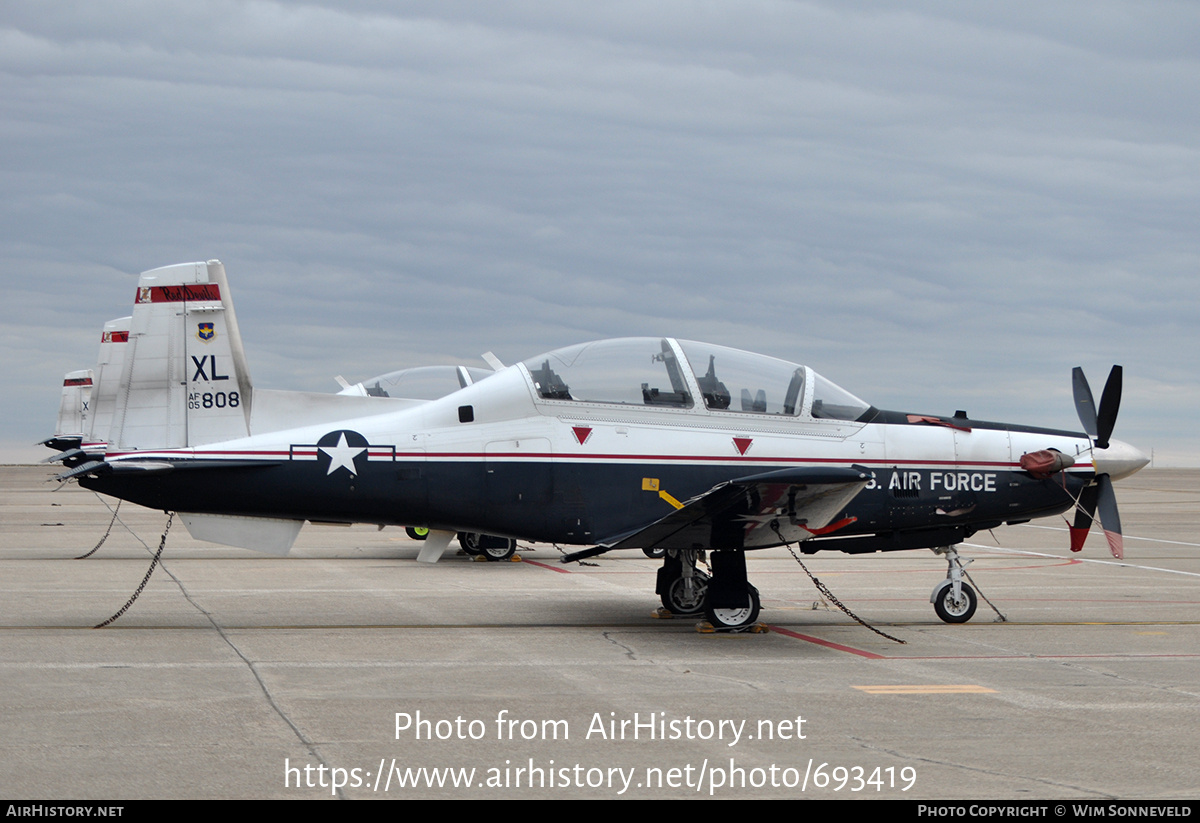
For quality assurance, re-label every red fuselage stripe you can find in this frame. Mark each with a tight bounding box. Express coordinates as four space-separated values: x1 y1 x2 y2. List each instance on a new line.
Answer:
101 447 1093 472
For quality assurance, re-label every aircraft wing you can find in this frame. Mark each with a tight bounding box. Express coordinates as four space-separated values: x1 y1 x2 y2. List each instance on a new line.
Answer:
594 466 872 553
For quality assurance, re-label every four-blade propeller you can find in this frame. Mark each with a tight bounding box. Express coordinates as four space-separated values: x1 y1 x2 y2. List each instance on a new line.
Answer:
1070 366 1126 559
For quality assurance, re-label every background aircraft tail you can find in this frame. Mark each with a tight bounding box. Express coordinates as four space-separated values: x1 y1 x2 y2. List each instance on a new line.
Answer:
83 317 132 450
42 317 128 455
45 369 93 451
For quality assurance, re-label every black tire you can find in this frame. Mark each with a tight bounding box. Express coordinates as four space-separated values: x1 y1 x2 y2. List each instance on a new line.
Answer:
405 526 429 541
458 532 483 555
933 582 977 623
704 585 761 630
660 569 709 615
483 538 517 562
642 547 666 559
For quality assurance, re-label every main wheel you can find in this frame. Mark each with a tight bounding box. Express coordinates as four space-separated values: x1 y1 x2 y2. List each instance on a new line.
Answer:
933 582 977 623
405 526 429 541
704 586 761 630
483 538 517 562
660 569 710 615
458 532 482 555
642 547 666 559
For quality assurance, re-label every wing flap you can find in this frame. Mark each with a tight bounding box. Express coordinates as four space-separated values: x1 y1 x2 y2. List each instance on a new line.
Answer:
598 466 872 552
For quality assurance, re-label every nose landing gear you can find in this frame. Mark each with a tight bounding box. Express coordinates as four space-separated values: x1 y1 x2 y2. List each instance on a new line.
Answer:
930 546 978 623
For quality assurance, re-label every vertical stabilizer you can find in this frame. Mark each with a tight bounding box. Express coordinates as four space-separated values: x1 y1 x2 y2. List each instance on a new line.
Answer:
184 260 254 446
54 369 93 442
109 260 254 450
85 317 130 448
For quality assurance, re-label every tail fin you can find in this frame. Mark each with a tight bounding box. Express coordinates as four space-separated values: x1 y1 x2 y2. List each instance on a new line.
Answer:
83 317 131 449
109 260 255 450
46 369 94 451
43 317 127 454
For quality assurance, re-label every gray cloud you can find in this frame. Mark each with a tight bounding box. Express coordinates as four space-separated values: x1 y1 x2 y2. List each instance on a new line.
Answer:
3 1 1197 463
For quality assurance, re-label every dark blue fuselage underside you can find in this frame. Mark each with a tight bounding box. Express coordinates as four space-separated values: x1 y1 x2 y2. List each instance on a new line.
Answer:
82 457 1086 553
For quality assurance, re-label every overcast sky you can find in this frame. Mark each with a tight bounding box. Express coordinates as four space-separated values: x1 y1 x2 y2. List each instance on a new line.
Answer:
3 1 1198 465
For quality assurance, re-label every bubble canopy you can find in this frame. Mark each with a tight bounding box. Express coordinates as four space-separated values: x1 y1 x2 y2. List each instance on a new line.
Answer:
520 338 872 421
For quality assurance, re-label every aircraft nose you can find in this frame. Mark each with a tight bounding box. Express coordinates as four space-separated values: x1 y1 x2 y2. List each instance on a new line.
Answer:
1093 438 1150 481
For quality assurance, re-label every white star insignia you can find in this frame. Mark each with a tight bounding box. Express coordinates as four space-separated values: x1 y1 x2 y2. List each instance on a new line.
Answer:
320 433 365 476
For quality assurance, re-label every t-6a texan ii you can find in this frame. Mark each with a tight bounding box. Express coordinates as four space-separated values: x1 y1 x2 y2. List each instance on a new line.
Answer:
46 261 1149 630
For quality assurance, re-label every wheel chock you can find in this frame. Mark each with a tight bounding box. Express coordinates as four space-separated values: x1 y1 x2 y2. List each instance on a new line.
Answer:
652 608 710 620
696 621 770 634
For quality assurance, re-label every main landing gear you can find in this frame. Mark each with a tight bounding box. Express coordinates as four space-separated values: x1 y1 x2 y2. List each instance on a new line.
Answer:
656 549 761 631
930 545 977 623
403 527 518 561
658 549 709 616
457 532 518 562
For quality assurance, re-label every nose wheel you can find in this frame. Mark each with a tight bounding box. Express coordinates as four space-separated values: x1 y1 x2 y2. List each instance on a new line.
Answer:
932 580 977 623
930 546 979 623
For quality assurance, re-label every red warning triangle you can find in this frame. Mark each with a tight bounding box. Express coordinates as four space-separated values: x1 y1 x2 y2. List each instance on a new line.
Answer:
572 426 593 445
733 437 752 455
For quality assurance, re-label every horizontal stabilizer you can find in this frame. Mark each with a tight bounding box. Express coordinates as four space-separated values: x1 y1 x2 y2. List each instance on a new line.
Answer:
40 436 83 453
43 448 87 464
55 461 109 481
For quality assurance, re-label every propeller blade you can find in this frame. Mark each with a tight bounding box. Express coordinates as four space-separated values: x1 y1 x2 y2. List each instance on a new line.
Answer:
1068 366 1130 557
1072 367 1099 440
1095 365 1123 450
1094 474 1124 559
1069 483 1098 553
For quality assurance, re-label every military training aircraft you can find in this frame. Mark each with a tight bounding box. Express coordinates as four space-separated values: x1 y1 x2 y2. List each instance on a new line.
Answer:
45 260 1150 630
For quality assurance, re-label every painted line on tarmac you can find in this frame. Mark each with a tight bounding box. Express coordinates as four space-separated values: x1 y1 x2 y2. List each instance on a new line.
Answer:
521 558 575 574
965 541 1200 578
853 684 996 694
1018 523 1200 549
766 625 886 658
